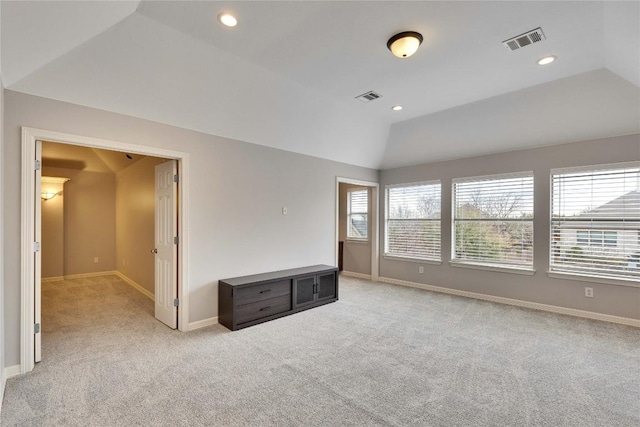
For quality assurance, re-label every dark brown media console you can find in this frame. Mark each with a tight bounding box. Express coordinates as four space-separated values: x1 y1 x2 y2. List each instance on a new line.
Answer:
218 265 339 331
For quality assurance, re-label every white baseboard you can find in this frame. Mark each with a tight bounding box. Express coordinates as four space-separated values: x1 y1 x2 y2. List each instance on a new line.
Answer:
114 272 154 301
188 317 218 331
341 271 372 280
379 276 640 328
42 271 118 283
0 371 5 415
41 276 64 283
5 365 21 379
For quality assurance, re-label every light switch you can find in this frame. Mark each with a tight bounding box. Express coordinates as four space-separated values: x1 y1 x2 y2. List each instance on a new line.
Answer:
282 206 288 215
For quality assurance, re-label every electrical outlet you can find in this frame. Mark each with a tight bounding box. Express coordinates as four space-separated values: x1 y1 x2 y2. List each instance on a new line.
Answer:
122 259 127 266
585 287 594 298
419 266 424 274
282 206 288 215
93 257 99 264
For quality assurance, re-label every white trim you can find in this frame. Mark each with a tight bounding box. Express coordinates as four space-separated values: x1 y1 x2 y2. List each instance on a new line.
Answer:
547 271 640 288
452 170 534 184
336 177 379 281
114 272 155 301
41 276 65 283
5 365 21 379
20 132 35 374
379 276 640 328
21 127 190 375
0 375 4 416
42 271 118 282
340 271 372 280
385 179 442 189
383 255 442 265
449 260 536 276
344 239 369 244
188 317 218 331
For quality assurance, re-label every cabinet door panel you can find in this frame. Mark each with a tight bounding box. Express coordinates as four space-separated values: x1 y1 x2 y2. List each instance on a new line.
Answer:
293 276 316 307
317 272 336 301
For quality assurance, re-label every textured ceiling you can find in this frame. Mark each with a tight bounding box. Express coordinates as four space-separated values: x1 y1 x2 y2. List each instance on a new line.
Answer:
2 1 639 169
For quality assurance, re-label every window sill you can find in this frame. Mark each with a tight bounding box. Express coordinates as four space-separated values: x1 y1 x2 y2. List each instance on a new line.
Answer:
547 271 640 288
449 261 535 276
383 255 442 265
345 239 369 244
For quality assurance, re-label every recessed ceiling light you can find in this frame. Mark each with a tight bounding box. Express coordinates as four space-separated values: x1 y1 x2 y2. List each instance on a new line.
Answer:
391 105 403 111
218 13 237 27
537 55 556 65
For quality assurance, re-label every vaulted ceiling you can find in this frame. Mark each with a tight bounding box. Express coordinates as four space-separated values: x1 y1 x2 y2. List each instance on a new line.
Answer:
2 1 639 169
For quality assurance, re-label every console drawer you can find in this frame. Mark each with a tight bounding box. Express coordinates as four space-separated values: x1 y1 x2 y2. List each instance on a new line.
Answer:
236 295 291 325
234 279 290 305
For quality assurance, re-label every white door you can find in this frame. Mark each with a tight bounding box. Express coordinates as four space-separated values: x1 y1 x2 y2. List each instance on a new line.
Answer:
154 160 178 328
35 140 42 362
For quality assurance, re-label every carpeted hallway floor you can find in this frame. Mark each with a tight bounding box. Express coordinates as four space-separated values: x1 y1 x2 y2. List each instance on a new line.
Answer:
1 274 639 426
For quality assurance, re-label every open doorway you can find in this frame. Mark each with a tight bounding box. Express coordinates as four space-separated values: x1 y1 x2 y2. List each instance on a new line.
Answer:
41 142 163 289
21 127 190 374
335 177 379 281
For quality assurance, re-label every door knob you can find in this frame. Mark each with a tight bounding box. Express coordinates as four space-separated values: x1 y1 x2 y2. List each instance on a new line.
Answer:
151 248 158 254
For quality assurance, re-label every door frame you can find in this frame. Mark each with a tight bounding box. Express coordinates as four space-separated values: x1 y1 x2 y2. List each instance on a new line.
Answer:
20 127 190 374
335 177 379 281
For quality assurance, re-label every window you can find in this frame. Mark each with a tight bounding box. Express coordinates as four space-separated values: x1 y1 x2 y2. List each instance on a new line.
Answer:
385 181 441 260
576 230 618 247
452 173 534 269
347 189 368 240
551 163 640 281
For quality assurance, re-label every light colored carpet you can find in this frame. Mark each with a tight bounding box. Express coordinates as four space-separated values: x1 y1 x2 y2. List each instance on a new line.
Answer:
1 274 639 426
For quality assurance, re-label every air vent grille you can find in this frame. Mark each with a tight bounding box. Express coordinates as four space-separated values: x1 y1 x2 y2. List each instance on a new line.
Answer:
355 91 382 103
502 27 546 51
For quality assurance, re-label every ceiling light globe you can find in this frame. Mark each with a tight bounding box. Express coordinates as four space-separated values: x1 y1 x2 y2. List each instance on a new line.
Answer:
537 55 556 65
392 105 403 111
218 13 237 27
387 31 423 58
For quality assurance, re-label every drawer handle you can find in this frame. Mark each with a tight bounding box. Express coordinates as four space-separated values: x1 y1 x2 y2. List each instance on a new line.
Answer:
259 289 271 294
259 306 271 311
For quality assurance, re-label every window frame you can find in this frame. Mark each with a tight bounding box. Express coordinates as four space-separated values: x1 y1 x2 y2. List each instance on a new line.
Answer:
548 161 640 285
346 188 369 242
451 171 535 273
384 180 442 262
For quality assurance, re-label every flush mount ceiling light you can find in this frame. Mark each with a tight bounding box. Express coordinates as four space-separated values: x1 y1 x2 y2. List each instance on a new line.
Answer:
537 55 556 65
218 13 237 27
391 105 403 111
387 31 423 58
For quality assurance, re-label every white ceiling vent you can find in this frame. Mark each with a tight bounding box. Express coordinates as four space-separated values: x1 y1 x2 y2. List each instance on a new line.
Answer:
502 28 546 51
355 91 382 103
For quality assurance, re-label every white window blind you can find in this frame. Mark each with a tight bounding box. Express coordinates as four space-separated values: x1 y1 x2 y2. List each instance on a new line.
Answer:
385 181 441 260
550 163 640 281
453 173 533 268
347 189 368 240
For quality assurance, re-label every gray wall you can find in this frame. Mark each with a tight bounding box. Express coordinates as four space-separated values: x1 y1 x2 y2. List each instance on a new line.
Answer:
0 74 5 399
338 183 372 275
380 134 640 320
40 179 65 278
116 156 164 294
41 167 118 276
2 90 378 367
